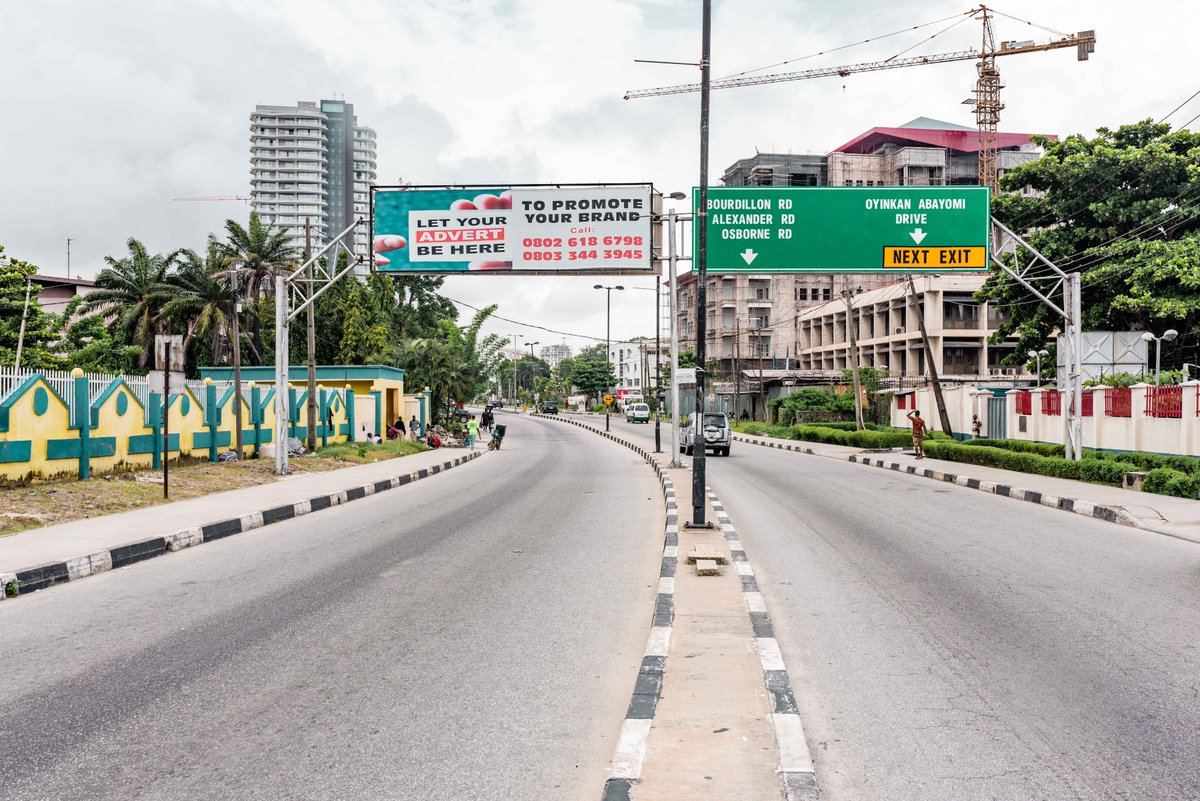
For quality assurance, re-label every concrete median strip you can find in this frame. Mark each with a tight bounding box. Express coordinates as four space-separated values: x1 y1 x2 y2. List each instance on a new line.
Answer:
732 432 1146 532
1 451 483 600
538 413 822 801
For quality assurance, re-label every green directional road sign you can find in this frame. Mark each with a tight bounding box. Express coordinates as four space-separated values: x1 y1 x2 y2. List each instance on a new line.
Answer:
694 186 990 274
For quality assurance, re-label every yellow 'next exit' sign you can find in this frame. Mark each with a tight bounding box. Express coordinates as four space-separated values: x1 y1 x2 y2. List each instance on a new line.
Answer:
883 246 987 269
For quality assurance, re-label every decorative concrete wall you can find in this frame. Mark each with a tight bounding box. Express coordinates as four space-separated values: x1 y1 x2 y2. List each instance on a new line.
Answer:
893 382 1200 457
0 370 359 483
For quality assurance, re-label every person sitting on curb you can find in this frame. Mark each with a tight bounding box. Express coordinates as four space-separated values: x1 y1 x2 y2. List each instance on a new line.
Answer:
907 409 927 459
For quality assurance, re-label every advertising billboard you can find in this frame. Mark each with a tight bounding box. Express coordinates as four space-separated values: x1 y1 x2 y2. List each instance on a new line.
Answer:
372 184 658 274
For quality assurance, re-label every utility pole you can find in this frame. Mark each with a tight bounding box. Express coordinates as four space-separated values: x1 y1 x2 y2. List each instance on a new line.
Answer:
654 272 662 453
305 219 317 451
668 209 682 467
906 275 953 437
14 274 32 370
232 262 244 456
66 238 73 280
733 317 741 419
688 0 713 528
163 340 170 499
843 282 865 430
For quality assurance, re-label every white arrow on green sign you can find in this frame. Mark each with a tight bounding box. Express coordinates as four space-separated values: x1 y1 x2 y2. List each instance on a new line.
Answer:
694 186 991 274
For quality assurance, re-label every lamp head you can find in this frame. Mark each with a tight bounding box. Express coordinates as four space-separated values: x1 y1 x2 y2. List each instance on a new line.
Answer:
1163 329 1179 342
615 285 625 291
593 284 603 290
1039 349 1049 357
667 191 687 200
1028 350 1038 359
1141 331 1155 342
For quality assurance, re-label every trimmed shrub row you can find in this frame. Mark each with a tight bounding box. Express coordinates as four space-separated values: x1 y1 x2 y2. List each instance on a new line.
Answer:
923 441 1140 486
735 422 913 449
965 438 1200 476
1142 468 1200 498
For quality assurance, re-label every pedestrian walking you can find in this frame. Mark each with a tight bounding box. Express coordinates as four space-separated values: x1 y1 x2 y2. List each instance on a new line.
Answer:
409 415 421 441
971 414 982 439
907 409 927 459
466 417 480 450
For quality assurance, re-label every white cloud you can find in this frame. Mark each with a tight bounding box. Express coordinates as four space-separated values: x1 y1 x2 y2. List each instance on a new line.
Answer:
3 0 1198 351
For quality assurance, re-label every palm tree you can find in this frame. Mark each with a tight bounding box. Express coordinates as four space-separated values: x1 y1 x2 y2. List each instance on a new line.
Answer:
82 238 184 369
217 212 297 365
162 242 234 366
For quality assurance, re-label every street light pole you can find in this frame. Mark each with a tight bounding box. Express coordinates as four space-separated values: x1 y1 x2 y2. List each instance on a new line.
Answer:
689 0 713 528
667 209 682 467
1142 329 1179 385
232 266 244 457
1028 348 1048 388
594 286 624 430
526 341 540 397
654 272 662 453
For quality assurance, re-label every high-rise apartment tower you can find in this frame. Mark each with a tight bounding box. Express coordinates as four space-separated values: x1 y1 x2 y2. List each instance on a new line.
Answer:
249 99 377 260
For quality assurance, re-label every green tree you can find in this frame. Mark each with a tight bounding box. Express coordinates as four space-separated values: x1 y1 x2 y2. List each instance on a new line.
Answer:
0 246 65 369
569 358 617 402
217 212 297 365
80 238 184 369
337 284 396 365
982 120 1200 368
161 242 234 369
57 302 143 373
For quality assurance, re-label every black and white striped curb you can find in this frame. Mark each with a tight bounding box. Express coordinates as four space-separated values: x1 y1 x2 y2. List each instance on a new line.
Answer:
732 432 821 456
707 489 822 801
732 431 1145 532
0 451 483 600
531 412 678 801
849 455 1144 528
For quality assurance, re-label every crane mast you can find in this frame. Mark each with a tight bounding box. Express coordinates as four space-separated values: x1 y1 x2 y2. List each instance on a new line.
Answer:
624 6 1095 190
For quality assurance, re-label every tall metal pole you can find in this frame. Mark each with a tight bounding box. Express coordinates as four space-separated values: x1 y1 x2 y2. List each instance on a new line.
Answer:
606 289 612 432
305 219 318 451
163 340 170 499
274 278 289 474
654 272 662 452
844 283 865 430
689 0 713 528
668 210 681 467
1070 271 1083 455
232 267 244 456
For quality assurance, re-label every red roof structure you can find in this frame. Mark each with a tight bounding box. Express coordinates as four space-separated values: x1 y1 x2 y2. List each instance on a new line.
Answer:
831 117 1055 155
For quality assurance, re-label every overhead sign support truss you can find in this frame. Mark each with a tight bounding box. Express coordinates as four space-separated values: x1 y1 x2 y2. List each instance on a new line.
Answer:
274 218 366 475
990 217 1083 460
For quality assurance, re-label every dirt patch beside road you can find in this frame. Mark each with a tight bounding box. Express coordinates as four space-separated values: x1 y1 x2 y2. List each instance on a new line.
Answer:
0 440 428 536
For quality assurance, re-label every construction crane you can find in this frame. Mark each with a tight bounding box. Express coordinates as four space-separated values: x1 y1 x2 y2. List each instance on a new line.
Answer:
173 195 251 203
624 6 1095 190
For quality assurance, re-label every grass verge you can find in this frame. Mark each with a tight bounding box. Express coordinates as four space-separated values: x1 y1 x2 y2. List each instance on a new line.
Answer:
0 439 429 537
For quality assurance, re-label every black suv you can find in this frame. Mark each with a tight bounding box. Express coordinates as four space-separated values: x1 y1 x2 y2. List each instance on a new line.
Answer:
540 402 558 414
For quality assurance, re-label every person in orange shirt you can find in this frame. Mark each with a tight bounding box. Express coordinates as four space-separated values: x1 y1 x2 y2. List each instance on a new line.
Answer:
907 409 927 459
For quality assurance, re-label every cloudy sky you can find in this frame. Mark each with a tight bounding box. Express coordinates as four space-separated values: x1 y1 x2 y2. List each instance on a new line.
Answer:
3 0 1197 355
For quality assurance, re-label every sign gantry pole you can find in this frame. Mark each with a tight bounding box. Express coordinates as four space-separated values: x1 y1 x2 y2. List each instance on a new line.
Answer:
687 0 714 529
274 217 364 475
668 210 683 468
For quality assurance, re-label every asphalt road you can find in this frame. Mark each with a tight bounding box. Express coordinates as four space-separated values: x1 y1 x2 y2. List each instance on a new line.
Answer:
0 415 663 801
592 412 1200 800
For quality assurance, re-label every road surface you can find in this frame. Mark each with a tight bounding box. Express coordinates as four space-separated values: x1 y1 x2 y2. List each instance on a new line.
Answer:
0 415 662 801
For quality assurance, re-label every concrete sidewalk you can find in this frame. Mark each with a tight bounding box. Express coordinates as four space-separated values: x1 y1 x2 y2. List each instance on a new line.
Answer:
0 447 484 596
732 431 1200 542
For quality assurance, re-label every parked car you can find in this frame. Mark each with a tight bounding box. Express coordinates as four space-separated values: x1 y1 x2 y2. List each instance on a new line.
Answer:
682 412 731 456
625 403 651 424
454 408 475 422
540 402 558 414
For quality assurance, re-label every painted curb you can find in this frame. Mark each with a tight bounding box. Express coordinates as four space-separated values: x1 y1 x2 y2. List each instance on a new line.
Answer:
0 450 484 600
731 432 1146 532
536 413 821 800
707 488 822 801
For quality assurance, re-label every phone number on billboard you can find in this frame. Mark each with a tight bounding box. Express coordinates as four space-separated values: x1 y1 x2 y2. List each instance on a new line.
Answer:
521 236 644 262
